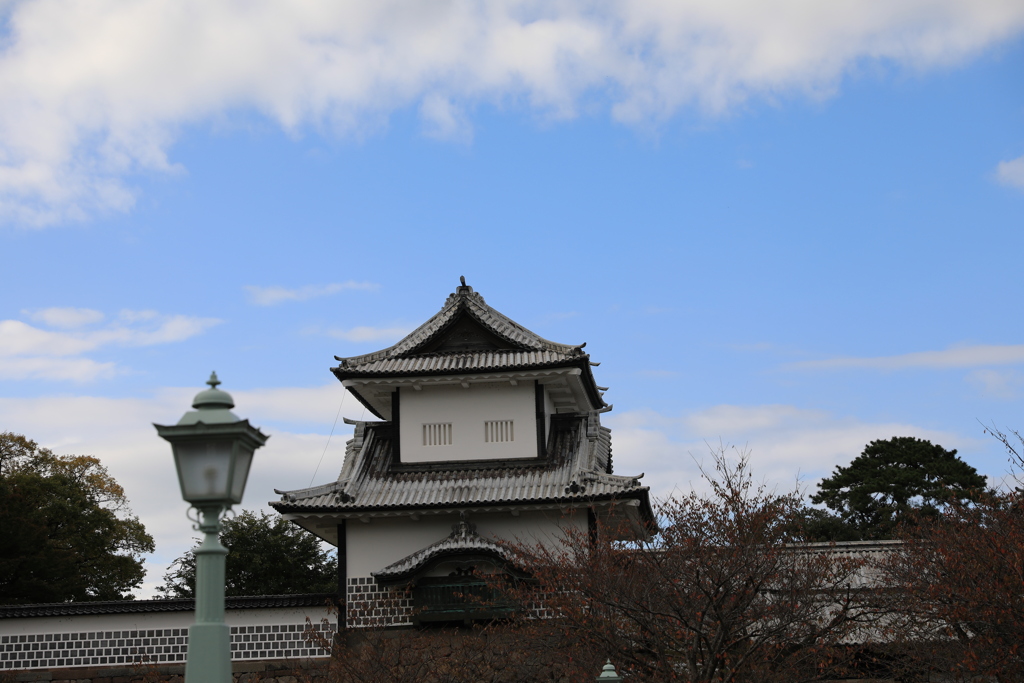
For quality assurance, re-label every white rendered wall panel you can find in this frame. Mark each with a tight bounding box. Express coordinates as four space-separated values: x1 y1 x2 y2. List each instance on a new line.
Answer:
399 383 537 462
345 510 587 578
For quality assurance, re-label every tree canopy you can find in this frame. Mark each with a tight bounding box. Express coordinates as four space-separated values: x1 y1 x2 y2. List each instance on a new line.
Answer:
809 436 987 540
0 432 154 604
876 489 1024 679
500 450 871 682
158 510 337 598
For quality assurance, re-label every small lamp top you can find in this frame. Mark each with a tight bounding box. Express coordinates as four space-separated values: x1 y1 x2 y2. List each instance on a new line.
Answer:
177 372 240 425
597 660 623 681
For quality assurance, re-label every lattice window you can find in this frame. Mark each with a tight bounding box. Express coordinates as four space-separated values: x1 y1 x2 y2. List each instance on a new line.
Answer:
422 423 452 446
484 420 514 443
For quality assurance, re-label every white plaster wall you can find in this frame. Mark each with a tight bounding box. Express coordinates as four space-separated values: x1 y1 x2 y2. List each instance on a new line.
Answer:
346 510 587 578
347 516 455 578
475 509 587 550
400 383 538 463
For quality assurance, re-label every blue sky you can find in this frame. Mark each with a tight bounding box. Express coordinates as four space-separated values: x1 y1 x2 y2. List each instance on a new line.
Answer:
1 0 1023 596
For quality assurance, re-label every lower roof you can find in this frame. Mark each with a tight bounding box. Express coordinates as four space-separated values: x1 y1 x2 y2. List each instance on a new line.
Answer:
271 415 652 524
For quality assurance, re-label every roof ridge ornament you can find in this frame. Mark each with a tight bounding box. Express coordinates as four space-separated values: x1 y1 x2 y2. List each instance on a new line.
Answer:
451 511 477 539
455 274 474 296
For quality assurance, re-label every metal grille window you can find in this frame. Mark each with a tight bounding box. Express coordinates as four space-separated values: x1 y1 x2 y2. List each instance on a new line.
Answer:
484 420 514 443
422 423 452 446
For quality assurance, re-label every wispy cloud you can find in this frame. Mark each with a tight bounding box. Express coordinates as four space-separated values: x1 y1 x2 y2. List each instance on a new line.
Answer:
0 385 356 596
0 357 117 382
25 307 105 329
995 154 1024 190
967 368 1024 400
245 282 378 306
785 344 1024 371
0 310 221 381
327 326 411 343
1 0 1022 225
606 405 969 498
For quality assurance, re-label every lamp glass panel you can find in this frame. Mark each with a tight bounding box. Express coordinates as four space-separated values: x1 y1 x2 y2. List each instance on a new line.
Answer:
229 446 254 504
174 440 234 503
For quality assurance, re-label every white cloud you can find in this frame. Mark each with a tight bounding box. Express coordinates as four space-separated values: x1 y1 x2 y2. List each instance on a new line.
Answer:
25 307 104 329
606 405 968 499
233 384 351 426
786 343 1024 371
327 326 411 343
420 94 473 142
0 386 355 597
995 154 1024 189
244 282 379 306
0 0 1021 225
0 388 995 597
967 368 1024 399
0 356 117 381
0 310 221 381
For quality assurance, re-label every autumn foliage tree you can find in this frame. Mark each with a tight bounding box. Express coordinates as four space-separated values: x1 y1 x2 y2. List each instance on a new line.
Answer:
873 491 1024 681
871 427 1024 681
503 450 874 683
0 432 154 604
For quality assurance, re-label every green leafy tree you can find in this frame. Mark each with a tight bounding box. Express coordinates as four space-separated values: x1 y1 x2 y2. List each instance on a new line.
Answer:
809 436 987 540
158 510 337 597
0 432 155 604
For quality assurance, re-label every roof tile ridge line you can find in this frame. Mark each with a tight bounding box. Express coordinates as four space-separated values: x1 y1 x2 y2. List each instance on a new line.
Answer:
337 420 375 488
374 532 509 578
394 292 539 356
335 292 463 366
274 479 340 498
591 470 646 484
464 294 582 354
388 298 462 356
387 286 494 356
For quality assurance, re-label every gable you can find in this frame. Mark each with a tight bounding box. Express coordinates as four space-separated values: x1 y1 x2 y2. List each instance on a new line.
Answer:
414 312 524 354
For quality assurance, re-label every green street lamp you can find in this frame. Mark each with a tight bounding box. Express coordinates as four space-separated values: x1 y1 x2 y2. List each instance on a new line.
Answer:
596 660 623 681
155 373 269 683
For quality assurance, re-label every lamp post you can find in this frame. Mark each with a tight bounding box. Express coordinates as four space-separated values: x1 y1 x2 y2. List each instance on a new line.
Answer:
155 373 269 683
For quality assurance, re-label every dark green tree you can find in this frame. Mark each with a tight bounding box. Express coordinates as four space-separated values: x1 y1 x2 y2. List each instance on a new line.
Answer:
0 432 155 604
157 510 337 598
808 436 987 540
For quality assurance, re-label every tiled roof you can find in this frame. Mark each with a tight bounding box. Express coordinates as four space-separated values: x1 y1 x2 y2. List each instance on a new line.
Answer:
336 285 582 372
373 518 514 583
335 349 586 377
272 415 648 515
331 283 608 419
0 594 336 619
